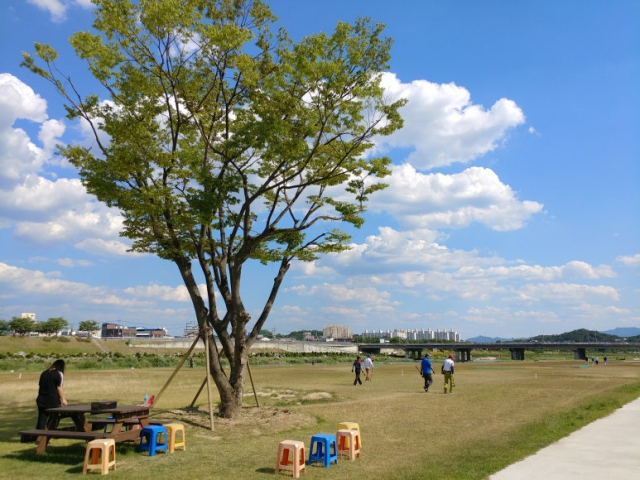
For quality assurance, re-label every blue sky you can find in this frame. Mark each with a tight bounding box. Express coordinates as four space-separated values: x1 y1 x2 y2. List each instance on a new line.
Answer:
0 0 638 339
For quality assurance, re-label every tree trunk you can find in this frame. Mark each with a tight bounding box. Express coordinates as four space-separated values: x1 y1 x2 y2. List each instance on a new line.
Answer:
206 335 245 419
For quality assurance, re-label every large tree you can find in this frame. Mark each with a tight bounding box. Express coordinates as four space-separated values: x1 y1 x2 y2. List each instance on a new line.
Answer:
9 317 36 337
37 317 70 336
78 320 101 334
23 0 405 418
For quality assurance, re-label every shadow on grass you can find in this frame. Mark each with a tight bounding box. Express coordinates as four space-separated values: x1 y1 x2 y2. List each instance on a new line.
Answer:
255 467 275 475
0 406 37 442
4 443 86 466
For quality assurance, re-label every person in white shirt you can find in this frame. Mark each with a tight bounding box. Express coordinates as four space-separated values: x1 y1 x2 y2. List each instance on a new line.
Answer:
363 354 374 382
442 354 455 394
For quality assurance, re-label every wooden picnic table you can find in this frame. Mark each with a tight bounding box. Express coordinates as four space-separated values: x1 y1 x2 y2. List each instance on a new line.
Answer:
19 403 151 454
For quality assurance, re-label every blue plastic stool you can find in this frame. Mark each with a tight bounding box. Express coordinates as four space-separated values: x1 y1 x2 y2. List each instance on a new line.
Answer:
307 434 338 468
139 425 168 456
103 416 114 433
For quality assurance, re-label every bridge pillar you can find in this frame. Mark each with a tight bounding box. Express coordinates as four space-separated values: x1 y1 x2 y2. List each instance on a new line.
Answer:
574 348 587 360
455 349 472 362
405 348 423 360
509 347 525 361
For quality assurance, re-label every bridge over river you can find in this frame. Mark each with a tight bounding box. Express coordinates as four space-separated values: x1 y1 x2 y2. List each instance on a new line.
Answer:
357 342 640 362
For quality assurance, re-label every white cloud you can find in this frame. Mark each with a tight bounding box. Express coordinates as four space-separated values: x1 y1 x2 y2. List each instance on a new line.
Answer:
12 205 124 246
397 270 505 301
56 257 93 267
0 76 128 254
320 305 363 317
0 174 127 252
278 305 310 315
370 164 543 231
0 261 97 297
38 119 66 154
27 0 67 22
27 0 93 23
616 254 640 268
0 74 50 185
378 72 526 170
561 261 615 279
458 261 615 282
298 228 617 286
290 283 399 312
123 284 210 302
510 283 620 304
73 0 94 8
0 261 193 313
1 176 87 217
0 74 48 126
293 226 502 283
294 261 336 277
74 238 137 257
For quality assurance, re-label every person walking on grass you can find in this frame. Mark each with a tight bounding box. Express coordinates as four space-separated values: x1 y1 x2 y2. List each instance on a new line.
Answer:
35 359 67 429
420 352 435 393
352 356 363 385
363 354 374 382
442 354 455 394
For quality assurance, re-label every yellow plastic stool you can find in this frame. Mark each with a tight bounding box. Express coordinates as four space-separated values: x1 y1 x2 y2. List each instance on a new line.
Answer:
336 429 360 460
83 438 116 475
164 423 186 453
275 440 305 478
337 422 361 446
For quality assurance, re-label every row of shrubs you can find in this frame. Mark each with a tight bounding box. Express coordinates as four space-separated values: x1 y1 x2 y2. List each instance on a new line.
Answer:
0 350 360 372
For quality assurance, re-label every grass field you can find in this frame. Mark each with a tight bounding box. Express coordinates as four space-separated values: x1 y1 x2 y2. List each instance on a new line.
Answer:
1 357 639 479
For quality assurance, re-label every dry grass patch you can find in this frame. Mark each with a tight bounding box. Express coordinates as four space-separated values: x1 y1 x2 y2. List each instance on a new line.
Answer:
153 404 317 440
1 361 639 479
245 387 334 406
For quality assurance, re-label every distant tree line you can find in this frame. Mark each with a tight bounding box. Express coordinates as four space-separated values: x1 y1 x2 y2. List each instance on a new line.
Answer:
260 329 323 341
0 317 101 337
1 317 69 336
527 328 640 343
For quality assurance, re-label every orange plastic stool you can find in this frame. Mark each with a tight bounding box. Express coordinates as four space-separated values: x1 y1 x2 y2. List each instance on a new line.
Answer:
83 438 116 475
336 429 361 460
164 423 186 453
275 440 306 478
337 422 361 446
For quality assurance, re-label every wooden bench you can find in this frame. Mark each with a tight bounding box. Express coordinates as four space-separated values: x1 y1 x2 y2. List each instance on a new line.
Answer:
88 417 147 432
19 429 110 454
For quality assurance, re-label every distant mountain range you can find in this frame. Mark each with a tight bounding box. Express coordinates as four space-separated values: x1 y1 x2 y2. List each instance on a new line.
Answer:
466 327 640 343
600 327 640 337
466 335 515 343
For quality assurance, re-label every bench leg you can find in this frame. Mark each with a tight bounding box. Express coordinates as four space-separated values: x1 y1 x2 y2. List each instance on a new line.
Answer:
35 435 49 454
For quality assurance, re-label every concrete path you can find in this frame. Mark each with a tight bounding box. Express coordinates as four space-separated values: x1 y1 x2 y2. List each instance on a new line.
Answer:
490 396 640 480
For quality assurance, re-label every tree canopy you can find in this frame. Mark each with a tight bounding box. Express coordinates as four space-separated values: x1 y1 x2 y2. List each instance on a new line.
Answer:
78 320 101 334
9 317 36 337
37 317 70 336
23 0 405 418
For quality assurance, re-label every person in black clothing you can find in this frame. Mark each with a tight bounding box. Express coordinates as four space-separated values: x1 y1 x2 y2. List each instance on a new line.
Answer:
36 359 67 429
352 356 363 385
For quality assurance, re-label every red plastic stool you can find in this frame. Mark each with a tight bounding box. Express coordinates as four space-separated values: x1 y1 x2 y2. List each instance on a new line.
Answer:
336 429 361 460
83 438 116 475
275 440 305 478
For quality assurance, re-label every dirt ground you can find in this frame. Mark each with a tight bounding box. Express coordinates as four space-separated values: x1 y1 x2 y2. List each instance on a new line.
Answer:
153 387 328 440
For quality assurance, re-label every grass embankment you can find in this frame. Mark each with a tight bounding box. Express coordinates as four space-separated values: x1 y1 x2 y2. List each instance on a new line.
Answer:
0 336 357 372
1 348 639 479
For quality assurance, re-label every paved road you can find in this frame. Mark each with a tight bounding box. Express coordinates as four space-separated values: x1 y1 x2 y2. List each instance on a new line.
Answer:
490 396 640 479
